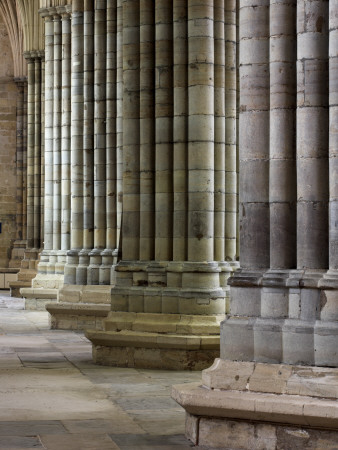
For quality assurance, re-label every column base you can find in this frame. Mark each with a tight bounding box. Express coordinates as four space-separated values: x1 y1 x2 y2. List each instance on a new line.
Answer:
20 273 64 310
85 259 237 370
86 311 222 370
46 284 113 330
172 359 338 448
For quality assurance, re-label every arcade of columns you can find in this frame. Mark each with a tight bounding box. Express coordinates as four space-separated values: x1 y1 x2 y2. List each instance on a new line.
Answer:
1 0 338 447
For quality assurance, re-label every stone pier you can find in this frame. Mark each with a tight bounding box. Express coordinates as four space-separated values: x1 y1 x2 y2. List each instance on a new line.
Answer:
86 0 239 370
173 0 338 446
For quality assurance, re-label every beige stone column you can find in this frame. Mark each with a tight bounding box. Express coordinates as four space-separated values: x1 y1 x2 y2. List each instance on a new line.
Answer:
139 0 155 261
52 12 62 256
116 0 123 258
77 0 94 285
224 0 237 262
25 54 35 251
155 0 173 261
173 0 188 261
103 0 118 284
33 54 42 251
121 0 140 260
64 0 84 285
86 0 238 370
59 6 71 263
88 0 107 285
41 14 54 260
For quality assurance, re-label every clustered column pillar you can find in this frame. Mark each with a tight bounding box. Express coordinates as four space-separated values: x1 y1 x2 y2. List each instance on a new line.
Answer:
86 0 239 370
174 1 338 447
24 51 44 264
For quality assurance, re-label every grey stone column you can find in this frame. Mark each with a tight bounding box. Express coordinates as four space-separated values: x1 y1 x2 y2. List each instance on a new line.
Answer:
59 6 71 263
238 0 270 271
329 0 338 269
269 0 296 269
77 0 94 285
88 0 107 285
42 14 54 261
121 0 140 260
22 82 27 242
139 0 155 261
296 0 329 269
64 0 85 285
116 0 123 258
173 0 188 261
155 0 173 261
224 0 237 262
103 0 118 283
52 12 62 256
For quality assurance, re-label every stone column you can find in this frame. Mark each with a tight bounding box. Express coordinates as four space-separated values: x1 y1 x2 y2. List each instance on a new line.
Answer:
33 54 42 251
102 0 118 284
121 0 140 260
86 0 238 370
88 0 107 285
64 0 84 285
77 0 94 285
173 3 338 447
25 54 35 251
296 0 329 270
59 5 72 271
9 78 27 268
52 12 62 258
172 0 187 261
139 0 155 261
155 0 173 261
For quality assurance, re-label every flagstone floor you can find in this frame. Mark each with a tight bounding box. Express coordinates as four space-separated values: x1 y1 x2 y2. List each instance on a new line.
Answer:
0 290 205 450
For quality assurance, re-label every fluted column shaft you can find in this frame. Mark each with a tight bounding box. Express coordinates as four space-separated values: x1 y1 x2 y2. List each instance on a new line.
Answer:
296 0 329 269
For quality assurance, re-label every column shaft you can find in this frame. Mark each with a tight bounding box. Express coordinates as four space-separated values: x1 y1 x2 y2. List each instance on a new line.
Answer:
53 14 62 251
187 0 214 262
269 0 296 269
61 9 71 252
121 0 140 260
26 56 34 249
224 0 237 262
214 0 225 262
239 0 270 269
329 0 338 268
70 1 84 252
155 0 173 261
139 0 155 260
173 0 188 261
106 0 118 252
93 0 107 250
44 18 54 252
83 0 94 252
296 0 329 269
33 56 42 249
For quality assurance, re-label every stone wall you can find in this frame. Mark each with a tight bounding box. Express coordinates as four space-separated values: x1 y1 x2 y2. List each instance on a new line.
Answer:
0 18 18 268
